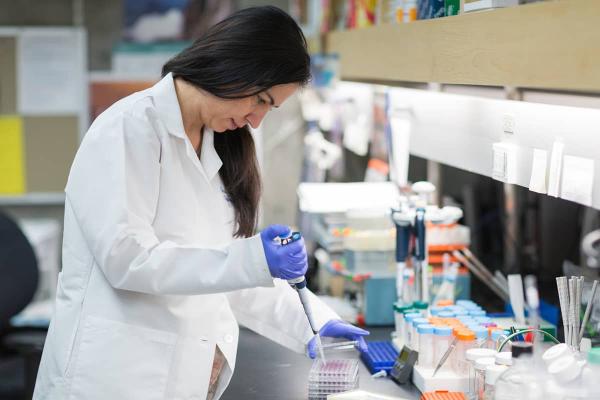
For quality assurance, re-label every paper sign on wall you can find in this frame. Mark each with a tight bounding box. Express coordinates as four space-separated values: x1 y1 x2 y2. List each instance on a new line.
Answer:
547 141 564 197
18 29 85 114
561 155 594 207
529 148 548 194
0 116 26 194
389 116 411 187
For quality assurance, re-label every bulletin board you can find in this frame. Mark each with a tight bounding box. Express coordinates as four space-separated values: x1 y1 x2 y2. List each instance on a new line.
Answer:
0 27 87 198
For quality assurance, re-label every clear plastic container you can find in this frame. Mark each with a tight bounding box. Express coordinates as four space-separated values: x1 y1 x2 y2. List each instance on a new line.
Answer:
580 347 600 399
488 329 503 350
403 312 421 348
484 364 507 400
452 329 476 376
493 342 544 400
417 324 435 368
494 352 512 366
472 326 488 347
541 343 571 367
465 348 496 399
433 326 453 370
393 302 413 342
308 359 359 400
411 317 429 351
474 357 496 400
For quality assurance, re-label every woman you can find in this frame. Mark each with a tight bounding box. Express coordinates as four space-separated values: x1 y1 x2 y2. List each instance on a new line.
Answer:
33 6 368 400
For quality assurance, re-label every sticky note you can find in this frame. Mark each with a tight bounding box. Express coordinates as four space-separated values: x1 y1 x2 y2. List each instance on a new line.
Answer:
547 141 564 197
0 116 26 194
561 155 594 207
529 149 548 194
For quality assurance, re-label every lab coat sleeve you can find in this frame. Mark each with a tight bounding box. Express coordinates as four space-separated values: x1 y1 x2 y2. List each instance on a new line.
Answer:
226 279 341 354
66 111 274 295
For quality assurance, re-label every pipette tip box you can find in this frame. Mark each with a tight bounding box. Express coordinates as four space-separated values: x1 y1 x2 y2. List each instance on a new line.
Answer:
359 341 399 374
308 359 359 400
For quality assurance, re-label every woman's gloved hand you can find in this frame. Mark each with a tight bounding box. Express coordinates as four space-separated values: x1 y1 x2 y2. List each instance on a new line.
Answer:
307 320 370 359
260 224 308 280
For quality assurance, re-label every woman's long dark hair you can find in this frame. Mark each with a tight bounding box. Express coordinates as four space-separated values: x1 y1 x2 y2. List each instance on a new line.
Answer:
162 6 310 238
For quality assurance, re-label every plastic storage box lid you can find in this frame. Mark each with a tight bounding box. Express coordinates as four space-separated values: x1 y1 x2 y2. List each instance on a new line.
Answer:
420 391 467 400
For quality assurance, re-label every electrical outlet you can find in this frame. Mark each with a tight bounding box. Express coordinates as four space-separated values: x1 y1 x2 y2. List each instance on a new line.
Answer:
502 114 515 135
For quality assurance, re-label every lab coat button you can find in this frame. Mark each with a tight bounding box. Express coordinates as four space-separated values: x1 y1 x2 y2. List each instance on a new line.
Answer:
224 334 233 343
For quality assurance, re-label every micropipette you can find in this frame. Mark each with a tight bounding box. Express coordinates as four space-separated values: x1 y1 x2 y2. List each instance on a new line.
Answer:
432 337 458 377
281 232 326 362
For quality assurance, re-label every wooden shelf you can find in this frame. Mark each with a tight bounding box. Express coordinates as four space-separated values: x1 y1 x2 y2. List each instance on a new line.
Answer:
327 0 600 92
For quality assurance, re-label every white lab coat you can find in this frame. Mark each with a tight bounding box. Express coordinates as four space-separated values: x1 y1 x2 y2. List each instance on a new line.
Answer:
33 73 339 400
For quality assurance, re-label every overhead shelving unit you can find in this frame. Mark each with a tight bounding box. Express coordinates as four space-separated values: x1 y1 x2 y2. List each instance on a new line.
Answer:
324 0 600 211
327 0 600 93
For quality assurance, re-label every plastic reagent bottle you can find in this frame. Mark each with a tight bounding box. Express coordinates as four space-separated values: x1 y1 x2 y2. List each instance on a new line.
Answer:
493 342 543 400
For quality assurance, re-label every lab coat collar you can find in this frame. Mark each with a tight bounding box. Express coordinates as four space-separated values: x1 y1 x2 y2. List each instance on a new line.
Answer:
200 128 223 182
152 73 223 181
151 72 187 139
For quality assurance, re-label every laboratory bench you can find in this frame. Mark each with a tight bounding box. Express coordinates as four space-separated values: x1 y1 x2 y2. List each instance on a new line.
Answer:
222 327 421 400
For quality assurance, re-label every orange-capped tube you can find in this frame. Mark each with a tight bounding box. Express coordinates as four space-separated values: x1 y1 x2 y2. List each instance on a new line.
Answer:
453 329 476 375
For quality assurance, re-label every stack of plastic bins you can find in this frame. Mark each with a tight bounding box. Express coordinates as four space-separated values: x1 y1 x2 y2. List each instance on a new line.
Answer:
308 359 360 400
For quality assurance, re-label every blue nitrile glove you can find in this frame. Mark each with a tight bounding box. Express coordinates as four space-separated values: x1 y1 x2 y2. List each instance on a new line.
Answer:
307 320 370 359
260 224 308 280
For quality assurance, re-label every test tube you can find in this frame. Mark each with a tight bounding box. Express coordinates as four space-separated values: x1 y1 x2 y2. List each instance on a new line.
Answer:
394 302 413 343
404 312 422 348
433 326 453 371
471 326 488 347
474 357 496 400
418 324 435 368
489 329 504 350
452 329 476 376
411 317 430 351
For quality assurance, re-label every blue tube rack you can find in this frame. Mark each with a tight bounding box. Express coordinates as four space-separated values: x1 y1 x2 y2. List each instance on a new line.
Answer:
359 341 399 374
